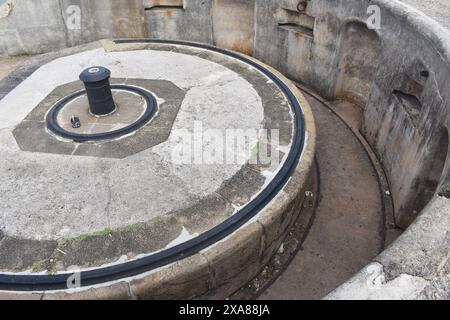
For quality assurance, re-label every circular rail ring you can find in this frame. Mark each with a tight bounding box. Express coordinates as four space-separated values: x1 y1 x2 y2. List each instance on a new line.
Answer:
0 39 307 291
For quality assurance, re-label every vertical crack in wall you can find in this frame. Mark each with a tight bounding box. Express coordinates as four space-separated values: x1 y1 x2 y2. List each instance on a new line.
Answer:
57 0 72 49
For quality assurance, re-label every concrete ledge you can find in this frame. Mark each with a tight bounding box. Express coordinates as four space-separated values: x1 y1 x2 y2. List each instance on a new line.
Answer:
327 196 449 300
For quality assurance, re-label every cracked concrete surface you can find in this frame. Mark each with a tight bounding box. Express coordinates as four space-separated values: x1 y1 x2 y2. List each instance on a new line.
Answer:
326 262 430 300
0 47 266 240
261 98 385 300
0 0 449 296
0 55 28 80
328 196 450 300
0 43 301 276
400 0 450 30
0 0 12 19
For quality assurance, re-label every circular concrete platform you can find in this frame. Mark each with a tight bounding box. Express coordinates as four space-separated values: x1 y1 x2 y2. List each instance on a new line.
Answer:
0 40 315 298
48 85 157 142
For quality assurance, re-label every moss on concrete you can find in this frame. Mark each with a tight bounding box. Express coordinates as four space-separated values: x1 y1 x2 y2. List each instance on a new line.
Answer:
64 228 113 243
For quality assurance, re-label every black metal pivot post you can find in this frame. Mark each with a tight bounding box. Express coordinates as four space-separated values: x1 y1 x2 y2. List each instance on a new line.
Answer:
79 67 116 116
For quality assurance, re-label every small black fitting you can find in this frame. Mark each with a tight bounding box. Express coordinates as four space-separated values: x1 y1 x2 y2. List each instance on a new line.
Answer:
71 116 81 128
420 70 430 78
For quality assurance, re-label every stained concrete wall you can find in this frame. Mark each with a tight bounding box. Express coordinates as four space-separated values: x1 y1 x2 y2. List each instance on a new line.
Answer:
145 0 213 43
1 0 449 299
334 21 382 106
0 0 145 54
136 0 450 231
212 0 255 55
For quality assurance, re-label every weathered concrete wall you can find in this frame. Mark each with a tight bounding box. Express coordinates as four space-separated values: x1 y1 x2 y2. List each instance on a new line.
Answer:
327 195 449 300
145 0 213 43
254 0 320 95
143 0 450 231
0 0 12 19
363 3 449 228
0 42 317 299
212 0 255 55
252 0 450 231
0 0 145 55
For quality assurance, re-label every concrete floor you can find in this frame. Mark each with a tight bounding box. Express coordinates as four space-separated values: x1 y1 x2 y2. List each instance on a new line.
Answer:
260 96 385 299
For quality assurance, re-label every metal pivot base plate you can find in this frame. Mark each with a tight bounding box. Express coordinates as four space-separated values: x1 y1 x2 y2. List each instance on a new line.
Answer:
46 85 157 143
0 40 307 291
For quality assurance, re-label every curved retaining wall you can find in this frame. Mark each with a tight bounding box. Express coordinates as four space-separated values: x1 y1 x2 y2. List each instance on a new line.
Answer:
1 0 449 299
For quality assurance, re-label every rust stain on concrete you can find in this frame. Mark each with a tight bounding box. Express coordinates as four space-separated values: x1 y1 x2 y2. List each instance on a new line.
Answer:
164 9 173 17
